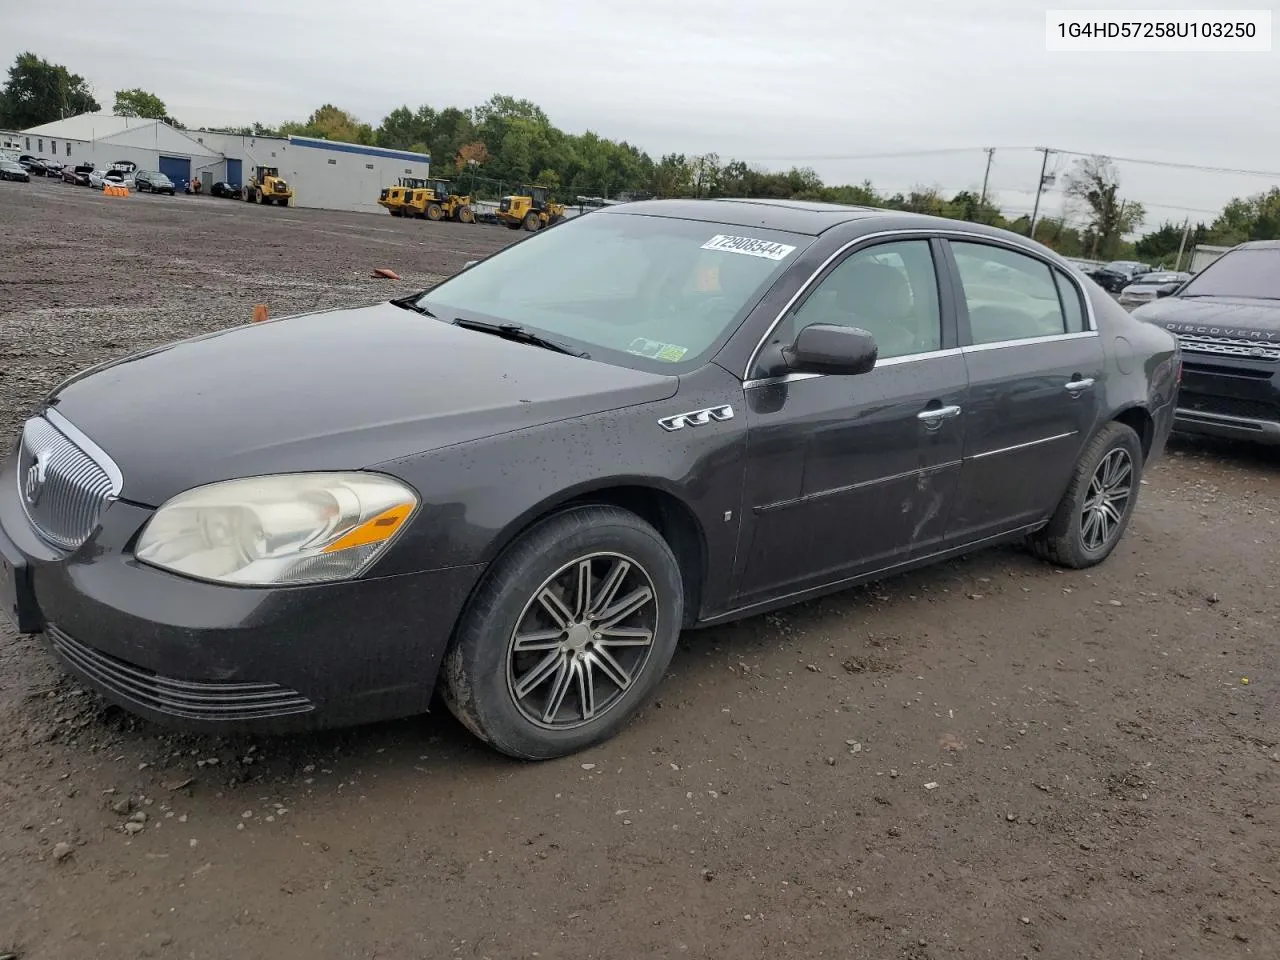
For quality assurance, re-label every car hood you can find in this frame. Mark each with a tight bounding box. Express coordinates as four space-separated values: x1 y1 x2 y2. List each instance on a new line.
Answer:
45 302 679 506
1131 295 1280 339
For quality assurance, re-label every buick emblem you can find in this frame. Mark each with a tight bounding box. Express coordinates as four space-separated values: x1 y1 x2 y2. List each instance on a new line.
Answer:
24 449 51 506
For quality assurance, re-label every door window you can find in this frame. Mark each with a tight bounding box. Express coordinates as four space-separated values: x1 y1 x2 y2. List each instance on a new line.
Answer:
786 240 942 359
951 242 1070 344
1053 269 1088 332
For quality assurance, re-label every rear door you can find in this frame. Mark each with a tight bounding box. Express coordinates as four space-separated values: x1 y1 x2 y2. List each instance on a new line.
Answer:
734 237 970 604
942 239 1105 543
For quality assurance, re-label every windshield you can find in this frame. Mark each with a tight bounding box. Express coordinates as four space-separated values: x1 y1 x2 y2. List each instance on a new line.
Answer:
1179 248 1280 300
415 213 811 372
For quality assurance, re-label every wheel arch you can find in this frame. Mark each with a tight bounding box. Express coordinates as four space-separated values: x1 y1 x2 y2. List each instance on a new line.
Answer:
481 480 709 628
1109 402 1155 459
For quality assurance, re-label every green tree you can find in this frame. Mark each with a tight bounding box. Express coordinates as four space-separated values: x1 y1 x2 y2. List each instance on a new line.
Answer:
281 104 374 145
114 88 167 119
1064 155 1146 259
0 52 99 128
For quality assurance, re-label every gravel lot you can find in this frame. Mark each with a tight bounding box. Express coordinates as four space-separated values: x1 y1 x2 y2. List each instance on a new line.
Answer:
1 178 1278 960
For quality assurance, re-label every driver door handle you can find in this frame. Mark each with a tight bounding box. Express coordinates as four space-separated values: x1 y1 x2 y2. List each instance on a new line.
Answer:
1065 377 1096 392
917 404 962 423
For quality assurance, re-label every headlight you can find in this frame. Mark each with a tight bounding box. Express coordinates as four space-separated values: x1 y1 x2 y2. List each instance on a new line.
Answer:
134 472 418 586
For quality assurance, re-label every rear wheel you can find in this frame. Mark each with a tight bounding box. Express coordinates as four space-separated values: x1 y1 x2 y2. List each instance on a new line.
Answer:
427 202 444 221
1027 421 1144 569
441 505 683 760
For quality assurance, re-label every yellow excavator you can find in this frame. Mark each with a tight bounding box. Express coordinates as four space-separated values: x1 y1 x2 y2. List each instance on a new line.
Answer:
243 166 293 206
495 184 566 231
406 179 476 223
378 177 430 216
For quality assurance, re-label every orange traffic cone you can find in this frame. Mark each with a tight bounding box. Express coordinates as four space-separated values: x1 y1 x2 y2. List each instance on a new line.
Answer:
252 304 269 322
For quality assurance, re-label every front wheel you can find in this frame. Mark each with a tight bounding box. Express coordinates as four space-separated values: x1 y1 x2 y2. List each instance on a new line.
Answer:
278 196 289 207
441 505 683 760
522 212 541 231
456 204 475 224
1027 421 1144 569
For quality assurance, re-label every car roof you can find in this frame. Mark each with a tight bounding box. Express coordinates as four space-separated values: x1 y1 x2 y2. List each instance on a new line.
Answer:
1236 239 1280 251
595 197 1027 240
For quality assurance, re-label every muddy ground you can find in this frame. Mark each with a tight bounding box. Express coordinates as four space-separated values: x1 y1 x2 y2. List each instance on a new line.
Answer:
0 178 1277 960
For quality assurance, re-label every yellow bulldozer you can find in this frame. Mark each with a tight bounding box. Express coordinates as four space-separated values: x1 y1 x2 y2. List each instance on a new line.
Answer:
378 177 430 216
243 166 293 206
495 184 566 231
379 178 476 223
409 179 476 223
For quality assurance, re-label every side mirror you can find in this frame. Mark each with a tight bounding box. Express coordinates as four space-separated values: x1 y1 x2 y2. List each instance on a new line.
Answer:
1155 284 1177 299
462 260 478 270
782 323 878 376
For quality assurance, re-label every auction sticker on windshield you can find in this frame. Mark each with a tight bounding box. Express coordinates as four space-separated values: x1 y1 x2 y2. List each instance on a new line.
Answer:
701 235 797 261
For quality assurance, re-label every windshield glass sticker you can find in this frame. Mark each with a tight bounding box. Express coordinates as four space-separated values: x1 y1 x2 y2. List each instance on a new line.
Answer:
701 234 797 261
628 338 689 362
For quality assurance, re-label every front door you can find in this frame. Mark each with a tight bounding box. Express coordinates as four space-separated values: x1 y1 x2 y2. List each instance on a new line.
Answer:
943 239 1106 542
734 237 969 605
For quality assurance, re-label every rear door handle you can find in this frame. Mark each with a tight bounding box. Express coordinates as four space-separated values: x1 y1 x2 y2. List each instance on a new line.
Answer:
917 404 962 423
1065 377 1096 392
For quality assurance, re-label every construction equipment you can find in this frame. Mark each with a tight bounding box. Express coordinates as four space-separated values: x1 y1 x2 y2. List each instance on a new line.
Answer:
409 179 476 223
378 177 430 216
495 185 566 231
243 166 293 206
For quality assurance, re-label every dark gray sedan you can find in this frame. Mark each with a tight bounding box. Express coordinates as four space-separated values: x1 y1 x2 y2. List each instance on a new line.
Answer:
0 200 1180 759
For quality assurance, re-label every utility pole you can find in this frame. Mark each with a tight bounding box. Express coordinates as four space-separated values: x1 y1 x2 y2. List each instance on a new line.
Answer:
979 147 995 212
1028 147 1051 239
1174 216 1192 271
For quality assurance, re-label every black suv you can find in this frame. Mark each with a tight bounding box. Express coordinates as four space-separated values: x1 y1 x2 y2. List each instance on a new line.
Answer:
1132 240 1280 444
134 170 176 195
1092 260 1153 294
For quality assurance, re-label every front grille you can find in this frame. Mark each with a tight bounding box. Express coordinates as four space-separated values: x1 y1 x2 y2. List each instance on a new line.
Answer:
49 625 315 722
499 197 511 212
18 414 121 551
1180 394 1279 423
273 181 288 193
1174 333 1280 362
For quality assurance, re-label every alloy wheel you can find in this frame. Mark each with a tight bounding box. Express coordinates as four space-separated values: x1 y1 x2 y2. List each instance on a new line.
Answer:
506 552 658 730
1080 448 1133 551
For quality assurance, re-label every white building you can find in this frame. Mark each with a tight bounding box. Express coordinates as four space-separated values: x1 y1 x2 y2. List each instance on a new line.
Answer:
19 113 430 214
20 114 223 187
192 131 430 214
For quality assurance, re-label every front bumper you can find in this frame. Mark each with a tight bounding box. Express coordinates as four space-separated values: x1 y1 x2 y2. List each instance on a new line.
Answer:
1174 358 1280 445
1 455 484 733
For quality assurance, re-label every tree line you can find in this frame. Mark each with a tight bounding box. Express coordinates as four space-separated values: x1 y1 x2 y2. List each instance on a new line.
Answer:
3 51 1277 262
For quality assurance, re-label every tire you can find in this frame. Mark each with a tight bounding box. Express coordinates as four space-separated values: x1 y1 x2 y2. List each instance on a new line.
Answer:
255 188 263 204
522 212 541 231
278 197 288 207
457 204 475 224
427 202 444 221
1027 420 1144 569
441 505 684 760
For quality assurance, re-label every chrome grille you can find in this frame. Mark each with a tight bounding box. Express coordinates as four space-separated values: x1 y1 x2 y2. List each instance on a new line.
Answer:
1173 333 1280 362
17 412 121 551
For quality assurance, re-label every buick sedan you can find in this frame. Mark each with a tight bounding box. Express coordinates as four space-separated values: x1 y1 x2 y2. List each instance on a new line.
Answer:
1 199 1180 759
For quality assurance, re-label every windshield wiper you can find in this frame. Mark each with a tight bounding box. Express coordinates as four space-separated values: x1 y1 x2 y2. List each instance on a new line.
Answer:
390 294 437 318
451 317 590 358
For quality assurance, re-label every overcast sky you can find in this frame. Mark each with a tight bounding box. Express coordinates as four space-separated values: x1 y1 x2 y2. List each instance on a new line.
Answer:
6 0 1277 229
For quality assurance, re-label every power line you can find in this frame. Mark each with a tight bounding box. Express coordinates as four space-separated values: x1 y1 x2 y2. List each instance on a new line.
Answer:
1043 147 1280 180
742 146 998 163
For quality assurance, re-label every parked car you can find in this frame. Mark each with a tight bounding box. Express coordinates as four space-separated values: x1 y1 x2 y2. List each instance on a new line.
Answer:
1092 260 1153 294
134 170 176 195
61 164 93 186
0 200 1180 759
210 181 241 199
0 159 30 182
41 159 64 177
89 168 135 190
1064 257 1106 278
1132 239 1280 444
1118 270 1191 307
18 155 47 176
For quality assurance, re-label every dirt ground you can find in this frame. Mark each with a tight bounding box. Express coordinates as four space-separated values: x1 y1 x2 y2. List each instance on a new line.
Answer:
1 178 1277 960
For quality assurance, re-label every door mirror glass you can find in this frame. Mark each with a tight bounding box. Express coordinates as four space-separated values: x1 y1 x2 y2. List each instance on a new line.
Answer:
784 323 878 376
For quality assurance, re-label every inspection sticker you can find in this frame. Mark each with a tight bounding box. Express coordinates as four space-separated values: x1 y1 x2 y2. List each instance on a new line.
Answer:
628 338 689 362
701 234 797 261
